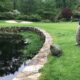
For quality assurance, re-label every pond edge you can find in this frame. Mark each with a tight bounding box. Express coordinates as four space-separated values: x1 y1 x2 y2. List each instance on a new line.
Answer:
0 27 52 80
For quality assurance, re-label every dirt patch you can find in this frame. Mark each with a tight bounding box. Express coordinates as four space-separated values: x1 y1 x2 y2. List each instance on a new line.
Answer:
5 20 33 24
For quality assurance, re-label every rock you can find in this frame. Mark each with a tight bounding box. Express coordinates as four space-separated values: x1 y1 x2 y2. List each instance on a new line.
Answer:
50 44 62 57
76 25 80 45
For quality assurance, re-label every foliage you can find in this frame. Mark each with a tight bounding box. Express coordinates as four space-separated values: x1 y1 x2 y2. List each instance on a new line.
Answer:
16 15 29 20
41 11 55 21
10 10 21 16
0 0 80 21
73 10 80 20
0 10 20 20
0 12 15 20
59 7 73 21
29 14 42 22
16 14 41 22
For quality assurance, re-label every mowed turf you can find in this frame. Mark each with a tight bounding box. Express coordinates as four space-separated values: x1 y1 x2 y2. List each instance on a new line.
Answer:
0 21 80 80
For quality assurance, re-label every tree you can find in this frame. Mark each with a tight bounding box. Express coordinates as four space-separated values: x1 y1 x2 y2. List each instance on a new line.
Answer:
16 0 39 14
0 0 8 12
0 0 14 11
13 0 16 10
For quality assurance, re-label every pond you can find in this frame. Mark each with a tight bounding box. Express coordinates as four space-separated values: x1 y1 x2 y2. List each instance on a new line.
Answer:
0 31 44 80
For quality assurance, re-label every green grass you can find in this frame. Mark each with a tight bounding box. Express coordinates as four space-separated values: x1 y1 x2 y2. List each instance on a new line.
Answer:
20 31 44 59
0 21 80 80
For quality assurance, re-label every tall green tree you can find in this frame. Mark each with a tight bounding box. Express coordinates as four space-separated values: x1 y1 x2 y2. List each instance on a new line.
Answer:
16 0 39 14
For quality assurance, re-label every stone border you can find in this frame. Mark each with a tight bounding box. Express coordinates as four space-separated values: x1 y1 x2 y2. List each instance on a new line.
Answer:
0 27 52 80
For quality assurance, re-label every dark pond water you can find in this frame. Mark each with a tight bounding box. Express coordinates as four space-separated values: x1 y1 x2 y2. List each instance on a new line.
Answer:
0 63 25 80
0 60 31 80
0 33 27 80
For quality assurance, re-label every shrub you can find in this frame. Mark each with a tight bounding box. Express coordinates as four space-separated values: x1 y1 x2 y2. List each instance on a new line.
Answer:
0 12 15 20
41 11 55 21
29 14 41 22
73 10 80 21
12 10 21 16
16 15 29 20
9 10 21 17
0 10 21 20
16 14 41 22
60 7 73 21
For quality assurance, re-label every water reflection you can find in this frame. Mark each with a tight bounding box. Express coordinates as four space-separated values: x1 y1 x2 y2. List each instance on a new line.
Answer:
0 33 26 79
0 63 25 80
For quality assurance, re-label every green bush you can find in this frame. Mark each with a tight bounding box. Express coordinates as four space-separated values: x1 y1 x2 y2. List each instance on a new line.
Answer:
12 10 21 16
0 12 15 20
73 10 80 19
16 15 29 20
16 14 41 22
0 10 21 20
29 14 41 22
71 10 80 22
40 11 55 21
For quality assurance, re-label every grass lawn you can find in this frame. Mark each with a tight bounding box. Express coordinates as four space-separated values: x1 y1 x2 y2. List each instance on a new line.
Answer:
0 21 80 80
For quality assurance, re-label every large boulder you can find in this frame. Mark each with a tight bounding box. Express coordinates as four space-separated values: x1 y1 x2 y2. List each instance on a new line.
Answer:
50 44 62 57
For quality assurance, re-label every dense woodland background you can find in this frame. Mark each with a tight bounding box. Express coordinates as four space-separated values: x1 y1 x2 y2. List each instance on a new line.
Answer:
0 0 80 22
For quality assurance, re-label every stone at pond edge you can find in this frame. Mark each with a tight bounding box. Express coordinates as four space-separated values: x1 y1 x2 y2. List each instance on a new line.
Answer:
76 25 80 45
50 44 62 57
